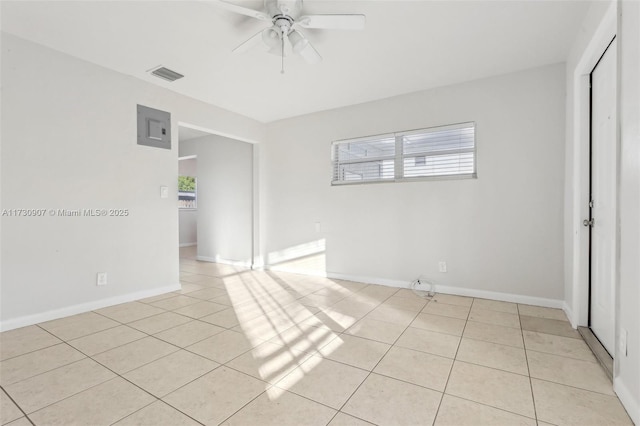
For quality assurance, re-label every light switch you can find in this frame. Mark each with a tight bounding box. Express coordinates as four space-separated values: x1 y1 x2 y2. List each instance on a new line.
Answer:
97 272 107 286
160 186 169 199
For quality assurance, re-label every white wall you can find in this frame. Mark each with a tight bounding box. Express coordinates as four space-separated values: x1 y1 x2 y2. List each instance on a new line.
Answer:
0 33 265 330
615 1 640 421
179 136 253 266
261 64 566 305
179 211 197 246
178 157 197 176
178 158 197 246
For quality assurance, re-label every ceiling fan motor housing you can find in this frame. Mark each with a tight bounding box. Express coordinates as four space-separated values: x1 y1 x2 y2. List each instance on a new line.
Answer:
273 16 294 35
266 0 302 20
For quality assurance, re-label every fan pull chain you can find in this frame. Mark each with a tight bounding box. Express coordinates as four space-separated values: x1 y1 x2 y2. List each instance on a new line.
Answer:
281 34 285 74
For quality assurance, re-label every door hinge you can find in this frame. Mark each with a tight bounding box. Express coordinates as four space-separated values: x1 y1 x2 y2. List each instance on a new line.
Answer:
589 200 594 208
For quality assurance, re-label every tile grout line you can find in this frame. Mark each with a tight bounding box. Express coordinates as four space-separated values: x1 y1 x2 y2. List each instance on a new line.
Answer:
525 376 623 398
59 334 208 426
0 336 65 363
431 295 473 425
197 367 287 425
0 342 91 387
524 346 602 364
450 358 531 380
518 303 539 424
329 288 425 422
1 385 37 426
150 321 229 349
461 334 525 350
108 398 206 426
438 393 538 422
36 322 122 346
4 355 120 419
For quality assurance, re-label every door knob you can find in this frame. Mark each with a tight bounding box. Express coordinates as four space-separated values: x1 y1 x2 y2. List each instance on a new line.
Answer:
583 218 594 227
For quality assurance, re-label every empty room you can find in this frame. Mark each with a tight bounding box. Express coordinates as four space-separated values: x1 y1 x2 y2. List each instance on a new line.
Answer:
0 1 638 425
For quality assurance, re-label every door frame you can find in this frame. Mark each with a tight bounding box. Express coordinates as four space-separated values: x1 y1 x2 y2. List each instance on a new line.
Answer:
567 2 617 332
587 36 617 352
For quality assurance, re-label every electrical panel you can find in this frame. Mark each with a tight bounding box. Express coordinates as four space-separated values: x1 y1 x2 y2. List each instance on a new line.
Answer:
137 104 171 150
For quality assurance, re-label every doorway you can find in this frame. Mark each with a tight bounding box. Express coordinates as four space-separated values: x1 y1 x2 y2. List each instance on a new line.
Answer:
177 124 254 267
587 37 617 356
179 155 198 259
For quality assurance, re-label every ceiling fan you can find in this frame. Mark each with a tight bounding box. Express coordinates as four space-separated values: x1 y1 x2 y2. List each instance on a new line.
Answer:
213 0 365 70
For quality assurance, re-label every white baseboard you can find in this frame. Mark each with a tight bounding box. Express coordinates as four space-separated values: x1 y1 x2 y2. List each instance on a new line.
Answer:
197 256 252 268
327 272 407 288
196 255 220 263
562 301 577 329
614 377 640 425
179 242 197 247
325 272 564 308
0 283 181 332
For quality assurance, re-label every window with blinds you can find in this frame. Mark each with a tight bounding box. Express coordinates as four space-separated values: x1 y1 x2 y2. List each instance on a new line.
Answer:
332 122 476 184
331 134 396 183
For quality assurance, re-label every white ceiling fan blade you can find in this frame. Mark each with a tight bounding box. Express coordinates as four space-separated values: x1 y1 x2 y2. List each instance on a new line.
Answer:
233 29 268 54
297 41 322 64
297 14 365 30
211 0 271 21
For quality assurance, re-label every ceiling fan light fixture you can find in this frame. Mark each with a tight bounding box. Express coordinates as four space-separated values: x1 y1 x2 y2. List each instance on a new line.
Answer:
262 27 281 49
288 30 308 54
268 46 287 56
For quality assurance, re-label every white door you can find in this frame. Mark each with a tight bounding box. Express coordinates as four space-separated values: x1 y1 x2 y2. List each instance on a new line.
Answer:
589 38 617 355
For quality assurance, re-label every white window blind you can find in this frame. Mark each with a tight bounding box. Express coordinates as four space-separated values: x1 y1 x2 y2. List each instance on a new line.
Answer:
332 134 396 183
401 122 476 178
332 122 476 185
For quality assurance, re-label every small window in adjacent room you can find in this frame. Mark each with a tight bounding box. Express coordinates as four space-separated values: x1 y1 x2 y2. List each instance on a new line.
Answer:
331 122 476 185
178 176 197 208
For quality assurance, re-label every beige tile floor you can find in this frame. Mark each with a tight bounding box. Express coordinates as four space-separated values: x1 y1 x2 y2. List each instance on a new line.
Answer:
0 247 633 426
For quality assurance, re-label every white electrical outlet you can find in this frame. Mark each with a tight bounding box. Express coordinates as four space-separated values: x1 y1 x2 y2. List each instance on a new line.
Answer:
619 329 628 356
97 272 108 286
438 261 447 273
160 186 169 199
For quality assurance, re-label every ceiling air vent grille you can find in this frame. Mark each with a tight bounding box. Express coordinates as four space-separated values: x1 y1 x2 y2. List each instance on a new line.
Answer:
150 67 184 82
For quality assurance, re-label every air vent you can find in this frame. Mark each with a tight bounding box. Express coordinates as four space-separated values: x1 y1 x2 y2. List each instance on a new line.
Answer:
149 66 184 82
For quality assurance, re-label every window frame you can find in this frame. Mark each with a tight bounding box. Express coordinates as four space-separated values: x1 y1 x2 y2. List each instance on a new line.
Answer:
331 122 477 186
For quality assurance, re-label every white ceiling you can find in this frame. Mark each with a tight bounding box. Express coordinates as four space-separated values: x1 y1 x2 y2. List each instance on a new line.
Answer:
1 1 592 123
